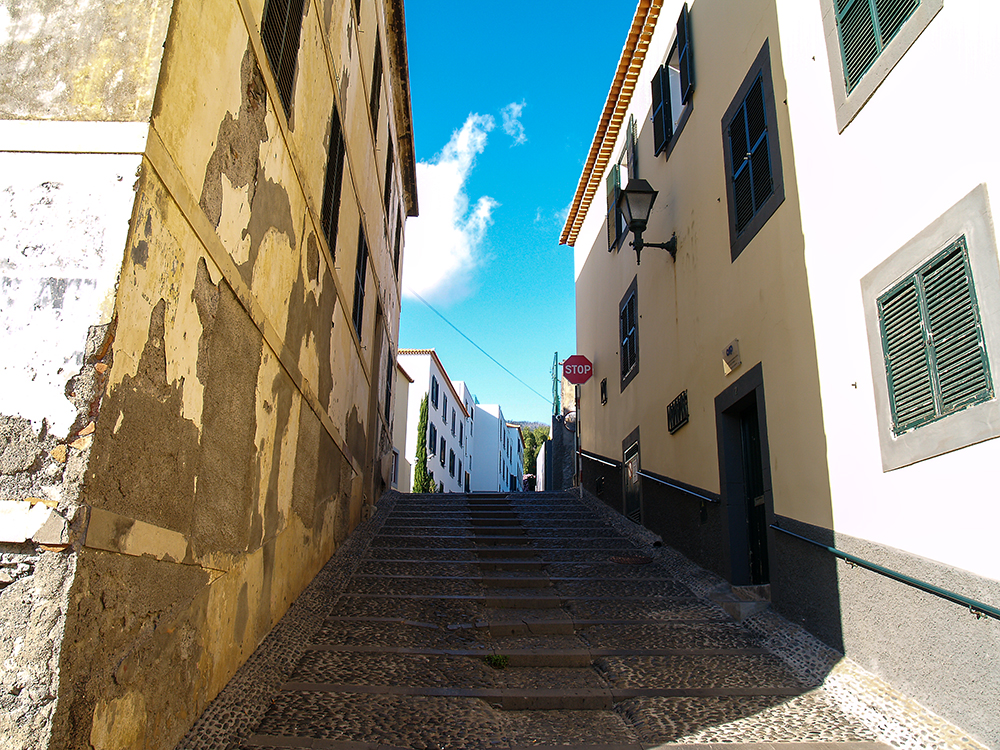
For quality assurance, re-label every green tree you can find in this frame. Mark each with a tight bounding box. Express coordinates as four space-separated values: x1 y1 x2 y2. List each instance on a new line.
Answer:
413 395 433 492
523 425 550 474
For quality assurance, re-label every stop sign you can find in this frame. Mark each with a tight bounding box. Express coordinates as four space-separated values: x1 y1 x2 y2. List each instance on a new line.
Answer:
562 355 594 385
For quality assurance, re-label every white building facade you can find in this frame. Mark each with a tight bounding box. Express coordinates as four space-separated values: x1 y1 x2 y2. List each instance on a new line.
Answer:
471 404 524 492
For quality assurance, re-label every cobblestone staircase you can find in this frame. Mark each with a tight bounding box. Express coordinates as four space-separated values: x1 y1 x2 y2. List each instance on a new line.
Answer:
197 491 897 749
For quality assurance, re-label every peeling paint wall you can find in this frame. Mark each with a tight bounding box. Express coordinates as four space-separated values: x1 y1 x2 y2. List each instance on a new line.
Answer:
0 0 417 748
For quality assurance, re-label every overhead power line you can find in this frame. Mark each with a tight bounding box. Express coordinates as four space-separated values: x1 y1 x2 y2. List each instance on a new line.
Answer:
407 290 551 406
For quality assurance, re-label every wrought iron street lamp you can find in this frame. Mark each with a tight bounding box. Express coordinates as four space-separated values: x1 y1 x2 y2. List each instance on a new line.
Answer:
617 178 677 265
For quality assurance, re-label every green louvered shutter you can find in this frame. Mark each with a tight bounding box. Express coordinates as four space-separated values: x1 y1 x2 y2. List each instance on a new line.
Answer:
651 65 671 155
677 2 694 104
880 278 935 432
923 239 992 413
836 0 919 92
606 164 621 251
879 237 992 435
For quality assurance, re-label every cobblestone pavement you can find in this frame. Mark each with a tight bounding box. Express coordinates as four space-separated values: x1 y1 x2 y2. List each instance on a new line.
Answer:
175 491 986 750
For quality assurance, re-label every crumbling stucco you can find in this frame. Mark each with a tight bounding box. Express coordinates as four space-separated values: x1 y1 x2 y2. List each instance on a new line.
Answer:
0 0 174 121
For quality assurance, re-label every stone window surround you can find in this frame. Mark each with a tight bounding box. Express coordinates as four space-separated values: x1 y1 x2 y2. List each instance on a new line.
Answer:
862 183 1000 471
819 0 943 133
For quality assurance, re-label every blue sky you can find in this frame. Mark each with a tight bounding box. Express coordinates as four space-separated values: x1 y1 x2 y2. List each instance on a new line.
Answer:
398 0 636 423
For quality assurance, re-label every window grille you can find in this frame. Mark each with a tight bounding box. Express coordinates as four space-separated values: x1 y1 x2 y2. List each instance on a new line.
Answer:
667 390 689 433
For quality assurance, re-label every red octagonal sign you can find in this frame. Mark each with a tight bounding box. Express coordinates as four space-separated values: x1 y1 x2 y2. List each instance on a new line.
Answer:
562 355 594 385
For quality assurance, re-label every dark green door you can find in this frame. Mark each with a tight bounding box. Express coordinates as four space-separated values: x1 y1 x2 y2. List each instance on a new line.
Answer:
740 404 769 584
624 440 641 523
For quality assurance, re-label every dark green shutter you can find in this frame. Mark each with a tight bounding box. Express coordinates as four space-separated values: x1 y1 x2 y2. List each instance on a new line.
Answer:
923 239 992 413
729 75 772 235
321 104 347 256
651 66 672 155
620 293 637 377
837 0 919 92
880 278 936 432
879 236 992 435
261 0 307 117
606 164 621 251
677 3 694 104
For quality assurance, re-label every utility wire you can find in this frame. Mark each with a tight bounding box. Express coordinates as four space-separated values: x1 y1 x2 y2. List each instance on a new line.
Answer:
407 290 552 405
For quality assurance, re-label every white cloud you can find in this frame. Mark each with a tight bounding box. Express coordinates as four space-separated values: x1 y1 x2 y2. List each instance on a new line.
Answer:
402 113 498 304
501 101 527 146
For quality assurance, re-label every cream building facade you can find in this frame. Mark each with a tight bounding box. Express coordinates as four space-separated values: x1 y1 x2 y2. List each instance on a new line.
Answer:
0 0 416 747
564 0 1000 745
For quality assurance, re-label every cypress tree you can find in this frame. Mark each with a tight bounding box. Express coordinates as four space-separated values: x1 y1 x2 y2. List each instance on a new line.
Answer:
413 395 432 492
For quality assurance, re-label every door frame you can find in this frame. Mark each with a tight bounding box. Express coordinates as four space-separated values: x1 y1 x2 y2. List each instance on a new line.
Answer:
715 362 774 586
622 426 642 523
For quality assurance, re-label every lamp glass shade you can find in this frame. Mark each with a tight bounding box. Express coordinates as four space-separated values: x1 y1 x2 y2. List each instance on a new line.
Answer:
618 178 658 230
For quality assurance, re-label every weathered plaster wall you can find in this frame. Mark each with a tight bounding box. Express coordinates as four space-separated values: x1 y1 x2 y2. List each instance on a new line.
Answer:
1 147 140 750
0 0 174 121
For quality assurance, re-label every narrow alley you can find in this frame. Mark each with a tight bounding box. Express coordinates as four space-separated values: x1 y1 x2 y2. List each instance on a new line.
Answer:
175 491 973 750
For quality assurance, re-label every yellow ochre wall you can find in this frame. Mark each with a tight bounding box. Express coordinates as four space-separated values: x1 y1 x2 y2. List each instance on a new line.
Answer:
48 0 415 747
574 0 832 529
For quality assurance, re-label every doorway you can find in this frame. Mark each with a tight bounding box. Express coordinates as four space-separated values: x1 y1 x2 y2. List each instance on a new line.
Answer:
623 427 641 523
715 364 772 586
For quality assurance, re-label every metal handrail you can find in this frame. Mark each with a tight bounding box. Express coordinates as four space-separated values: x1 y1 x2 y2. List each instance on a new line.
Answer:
771 524 1000 622
638 470 720 504
579 450 621 469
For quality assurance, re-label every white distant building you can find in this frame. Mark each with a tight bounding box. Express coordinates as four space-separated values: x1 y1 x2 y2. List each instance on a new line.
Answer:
471 404 524 492
397 349 472 493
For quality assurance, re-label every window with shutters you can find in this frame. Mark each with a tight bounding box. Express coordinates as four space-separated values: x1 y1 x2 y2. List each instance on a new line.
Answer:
651 3 694 160
430 376 439 408
878 237 992 435
620 277 639 390
383 140 394 214
428 422 437 454
370 35 383 142
352 228 368 337
819 0 942 131
862 184 1000 471
321 102 347 256
606 117 637 252
440 438 446 466
721 40 784 262
836 0 919 93
261 0 306 118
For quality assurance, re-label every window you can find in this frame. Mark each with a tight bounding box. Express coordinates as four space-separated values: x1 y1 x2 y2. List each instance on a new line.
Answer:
878 237 991 435
320 103 347 255
428 423 437 454
369 35 383 140
352 229 368 336
459 421 464 446
383 140 394 214
440 438 446 466
431 376 439 408
651 3 694 159
722 40 784 262
606 117 637 252
458 460 463 480
261 0 306 118
820 0 942 131
392 208 403 277
449 450 456 477
451 409 456 435
391 449 399 487
383 355 393 423
862 184 1000 471
836 0 919 93
620 276 639 390
442 394 448 421
600 378 608 405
